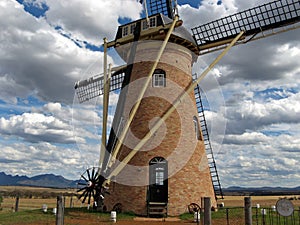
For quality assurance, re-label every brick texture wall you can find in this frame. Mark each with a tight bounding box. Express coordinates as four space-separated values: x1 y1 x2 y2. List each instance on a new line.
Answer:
104 40 216 216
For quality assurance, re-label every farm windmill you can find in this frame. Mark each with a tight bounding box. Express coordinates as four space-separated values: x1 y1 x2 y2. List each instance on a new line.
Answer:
74 0 300 216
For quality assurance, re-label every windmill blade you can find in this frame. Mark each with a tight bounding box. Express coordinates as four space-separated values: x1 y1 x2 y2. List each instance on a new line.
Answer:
191 0 300 55
81 174 88 182
87 191 92 205
82 190 89 203
86 168 91 180
146 0 174 18
79 189 88 200
91 167 95 181
74 65 126 103
77 186 87 192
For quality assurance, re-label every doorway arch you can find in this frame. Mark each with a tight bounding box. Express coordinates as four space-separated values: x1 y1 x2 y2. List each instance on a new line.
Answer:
148 157 168 203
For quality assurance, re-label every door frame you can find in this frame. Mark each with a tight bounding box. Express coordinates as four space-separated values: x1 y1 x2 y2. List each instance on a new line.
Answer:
148 157 168 203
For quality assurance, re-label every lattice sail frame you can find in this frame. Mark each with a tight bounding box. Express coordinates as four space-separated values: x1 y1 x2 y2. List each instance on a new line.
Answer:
148 0 174 18
75 69 126 103
192 0 300 53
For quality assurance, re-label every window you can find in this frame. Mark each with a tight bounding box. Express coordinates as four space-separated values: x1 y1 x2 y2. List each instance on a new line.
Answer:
155 170 164 185
142 20 148 30
193 116 201 140
149 17 156 28
122 26 128 37
142 16 156 30
130 23 136 34
152 69 166 87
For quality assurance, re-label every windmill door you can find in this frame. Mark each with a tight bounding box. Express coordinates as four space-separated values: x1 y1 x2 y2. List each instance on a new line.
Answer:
149 157 168 203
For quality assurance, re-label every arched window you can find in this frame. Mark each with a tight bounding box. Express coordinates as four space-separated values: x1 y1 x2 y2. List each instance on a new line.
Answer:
193 116 201 140
152 69 166 87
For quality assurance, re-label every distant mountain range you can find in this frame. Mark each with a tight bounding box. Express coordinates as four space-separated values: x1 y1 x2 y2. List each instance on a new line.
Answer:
0 172 299 195
223 186 300 196
0 172 78 188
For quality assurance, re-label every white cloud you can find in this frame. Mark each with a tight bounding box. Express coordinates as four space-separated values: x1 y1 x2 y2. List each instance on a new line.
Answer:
0 112 78 143
0 0 299 187
44 0 143 45
0 74 30 104
0 0 108 104
225 132 270 145
0 141 92 179
224 92 300 135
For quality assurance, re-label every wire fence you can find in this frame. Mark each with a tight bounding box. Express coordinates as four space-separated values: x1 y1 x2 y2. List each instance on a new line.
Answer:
253 207 300 225
218 206 300 225
2 196 300 225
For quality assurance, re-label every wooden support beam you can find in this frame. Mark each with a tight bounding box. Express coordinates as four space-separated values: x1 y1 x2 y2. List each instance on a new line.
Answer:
99 38 110 172
105 31 245 181
106 15 180 173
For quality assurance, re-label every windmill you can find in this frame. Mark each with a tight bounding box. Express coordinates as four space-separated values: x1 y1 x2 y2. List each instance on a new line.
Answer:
74 0 300 216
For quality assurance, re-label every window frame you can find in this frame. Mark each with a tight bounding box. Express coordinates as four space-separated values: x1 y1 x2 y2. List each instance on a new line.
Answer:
193 116 201 140
142 16 157 31
152 69 166 88
122 26 129 37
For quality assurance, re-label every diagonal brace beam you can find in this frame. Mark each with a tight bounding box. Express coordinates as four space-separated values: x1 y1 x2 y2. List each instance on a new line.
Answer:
107 15 180 169
105 30 245 183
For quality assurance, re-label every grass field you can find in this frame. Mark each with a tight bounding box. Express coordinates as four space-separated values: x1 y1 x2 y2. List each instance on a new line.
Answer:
0 186 299 224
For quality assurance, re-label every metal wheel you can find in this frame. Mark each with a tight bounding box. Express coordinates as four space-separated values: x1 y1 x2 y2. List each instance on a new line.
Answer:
77 167 100 206
188 203 201 213
112 203 123 213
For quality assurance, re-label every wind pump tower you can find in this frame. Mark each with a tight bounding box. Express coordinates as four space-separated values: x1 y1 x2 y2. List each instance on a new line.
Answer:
75 0 300 216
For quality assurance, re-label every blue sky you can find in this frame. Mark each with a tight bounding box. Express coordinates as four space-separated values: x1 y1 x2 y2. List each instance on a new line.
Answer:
0 0 299 188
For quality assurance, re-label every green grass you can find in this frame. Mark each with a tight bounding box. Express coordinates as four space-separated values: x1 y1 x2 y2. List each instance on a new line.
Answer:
0 209 55 225
180 207 299 225
179 212 194 220
0 207 298 225
0 208 136 225
65 208 136 219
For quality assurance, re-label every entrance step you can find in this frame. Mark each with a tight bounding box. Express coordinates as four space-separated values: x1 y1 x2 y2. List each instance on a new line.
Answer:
147 202 167 217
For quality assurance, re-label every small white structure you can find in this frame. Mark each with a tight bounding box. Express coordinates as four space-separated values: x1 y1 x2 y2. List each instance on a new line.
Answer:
111 211 117 223
42 204 47 213
194 212 200 222
261 209 267 215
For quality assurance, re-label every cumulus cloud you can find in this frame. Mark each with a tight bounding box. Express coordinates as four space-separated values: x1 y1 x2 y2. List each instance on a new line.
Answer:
0 112 78 143
0 0 299 186
224 92 300 135
0 0 107 104
44 0 143 45
0 142 94 179
178 0 300 187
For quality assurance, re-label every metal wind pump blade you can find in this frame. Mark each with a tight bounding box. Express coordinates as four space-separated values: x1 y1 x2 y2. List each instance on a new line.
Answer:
76 167 99 206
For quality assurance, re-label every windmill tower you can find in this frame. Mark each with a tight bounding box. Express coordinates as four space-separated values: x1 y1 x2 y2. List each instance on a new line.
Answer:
75 0 300 217
102 14 217 217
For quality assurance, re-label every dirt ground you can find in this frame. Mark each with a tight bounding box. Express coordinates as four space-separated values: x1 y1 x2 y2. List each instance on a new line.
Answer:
65 215 197 225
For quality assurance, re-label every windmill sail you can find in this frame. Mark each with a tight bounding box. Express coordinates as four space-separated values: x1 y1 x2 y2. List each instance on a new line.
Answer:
74 66 126 103
192 0 300 54
147 0 174 18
